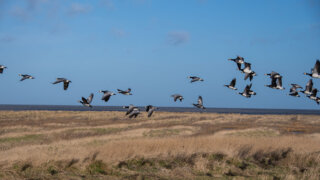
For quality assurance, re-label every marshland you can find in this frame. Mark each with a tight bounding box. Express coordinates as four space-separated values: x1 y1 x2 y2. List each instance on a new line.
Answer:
0 111 319 179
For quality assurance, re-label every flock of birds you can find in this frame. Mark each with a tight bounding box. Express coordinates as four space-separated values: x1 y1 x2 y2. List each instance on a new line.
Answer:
0 57 320 118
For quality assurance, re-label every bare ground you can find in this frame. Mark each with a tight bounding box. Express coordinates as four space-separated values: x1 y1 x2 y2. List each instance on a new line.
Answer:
0 111 319 179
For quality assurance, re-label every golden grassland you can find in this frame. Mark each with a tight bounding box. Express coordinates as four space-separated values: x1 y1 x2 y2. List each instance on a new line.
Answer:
0 110 319 179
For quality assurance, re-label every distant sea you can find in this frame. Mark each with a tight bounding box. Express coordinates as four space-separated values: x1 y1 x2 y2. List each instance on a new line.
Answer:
0 104 319 115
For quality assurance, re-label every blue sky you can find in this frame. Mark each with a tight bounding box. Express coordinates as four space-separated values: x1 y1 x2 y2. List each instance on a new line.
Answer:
0 0 319 109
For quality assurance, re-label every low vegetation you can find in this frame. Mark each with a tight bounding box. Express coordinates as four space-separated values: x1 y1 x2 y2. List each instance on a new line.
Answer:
0 111 319 179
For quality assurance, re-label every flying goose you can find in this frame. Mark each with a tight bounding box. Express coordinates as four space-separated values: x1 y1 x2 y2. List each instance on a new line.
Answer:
289 84 302 97
239 84 256 98
0 65 7 74
52 78 72 90
145 105 158 117
78 93 94 108
304 60 320 79
19 74 35 81
117 88 132 95
242 62 257 81
188 76 204 83
171 94 184 102
228 56 245 71
301 79 313 96
193 96 206 109
99 90 116 102
123 104 136 115
307 88 319 104
265 76 285 90
128 107 140 118
224 78 237 90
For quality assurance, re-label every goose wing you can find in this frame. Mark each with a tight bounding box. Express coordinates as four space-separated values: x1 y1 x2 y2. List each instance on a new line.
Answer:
230 78 236 87
198 96 203 106
313 60 320 74
87 93 94 104
306 79 313 92
63 81 70 90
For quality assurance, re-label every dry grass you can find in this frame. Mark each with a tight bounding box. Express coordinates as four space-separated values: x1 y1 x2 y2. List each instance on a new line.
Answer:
0 111 319 179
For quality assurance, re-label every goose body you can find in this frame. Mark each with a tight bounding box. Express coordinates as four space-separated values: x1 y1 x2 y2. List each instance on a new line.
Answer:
301 79 313 95
52 78 72 90
145 105 158 117
307 89 319 104
123 104 136 115
289 84 302 97
242 63 257 81
19 74 35 81
128 108 140 118
78 93 94 108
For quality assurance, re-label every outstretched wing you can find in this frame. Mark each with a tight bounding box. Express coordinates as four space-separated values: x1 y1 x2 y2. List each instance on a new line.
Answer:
313 60 320 74
53 78 65 84
20 76 27 81
244 73 250 80
236 63 242 71
306 79 313 92
63 81 70 90
277 77 283 87
230 78 236 87
198 96 203 106
271 77 277 87
87 93 94 104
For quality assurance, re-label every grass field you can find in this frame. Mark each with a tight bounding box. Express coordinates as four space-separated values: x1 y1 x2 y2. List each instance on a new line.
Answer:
0 111 319 179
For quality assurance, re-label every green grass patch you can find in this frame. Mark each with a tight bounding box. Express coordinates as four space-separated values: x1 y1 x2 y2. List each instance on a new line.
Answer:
0 134 43 143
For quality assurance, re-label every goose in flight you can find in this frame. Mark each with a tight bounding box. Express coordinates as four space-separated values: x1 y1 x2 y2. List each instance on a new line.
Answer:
304 60 320 79
123 104 136 115
0 65 7 74
242 62 257 81
19 74 35 81
171 94 184 102
188 76 204 83
99 90 116 102
289 84 302 97
265 76 285 90
52 78 72 90
193 96 206 109
307 88 319 104
224 78 237 90
78 93 94 108
117 88 132 95
239 84 256 98
128 108 140 118
228 56 245 71
301 79 313 96
145 105 158 117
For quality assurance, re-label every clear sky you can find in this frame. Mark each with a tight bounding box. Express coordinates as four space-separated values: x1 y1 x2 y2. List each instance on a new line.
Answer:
0 0 319 109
